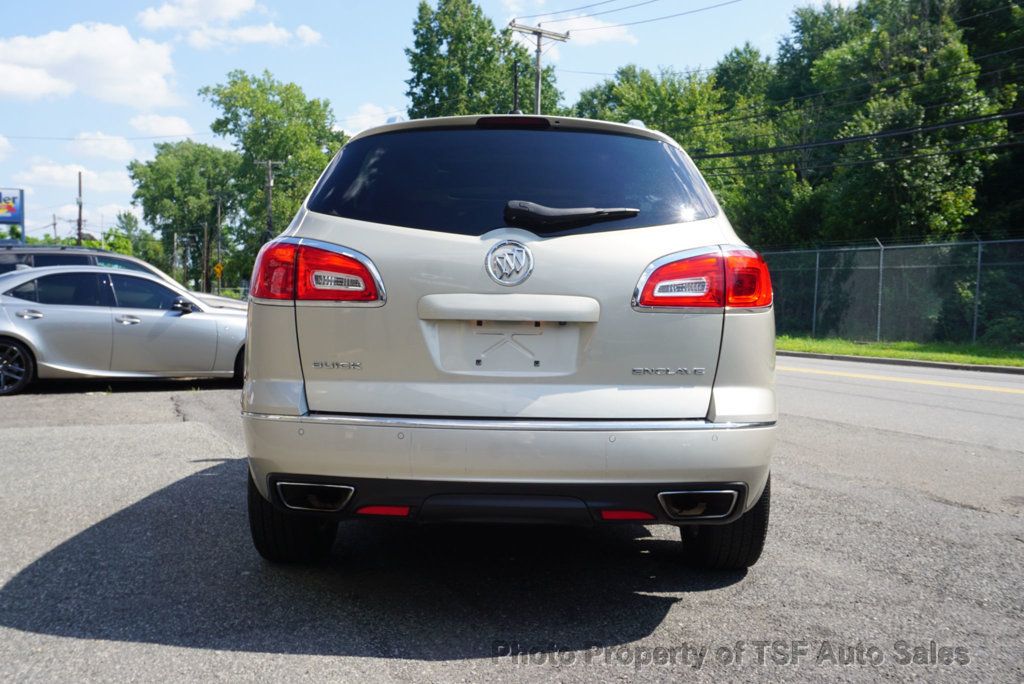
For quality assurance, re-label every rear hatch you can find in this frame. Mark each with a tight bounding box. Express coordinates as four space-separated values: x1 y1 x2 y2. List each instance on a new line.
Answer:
291 119 729 419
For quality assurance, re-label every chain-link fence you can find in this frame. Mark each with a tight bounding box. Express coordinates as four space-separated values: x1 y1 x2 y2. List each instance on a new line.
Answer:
762 239 1024 346
211 282 249 300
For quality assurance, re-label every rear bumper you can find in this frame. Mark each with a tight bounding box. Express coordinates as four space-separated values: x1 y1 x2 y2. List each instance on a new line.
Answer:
243 412 775 517
267 476 751 526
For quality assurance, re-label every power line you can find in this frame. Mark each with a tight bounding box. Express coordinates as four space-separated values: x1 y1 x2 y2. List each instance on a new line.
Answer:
701 138 1024 178
690 109 1024 160
556 63 717 78
541 0 669 24
3 132 215 142
571 0 744 31
514 0 621 20
4 107 408 142
715 74 1024 145
775 45 1024 106
679 58 1024 133
954 3 1019 24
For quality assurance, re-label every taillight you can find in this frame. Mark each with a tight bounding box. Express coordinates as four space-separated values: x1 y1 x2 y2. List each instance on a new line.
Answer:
635 247 772 310
637 251 725 308
251 241 297 300
296 246 380 302
251 239 383 303
723 248 773 308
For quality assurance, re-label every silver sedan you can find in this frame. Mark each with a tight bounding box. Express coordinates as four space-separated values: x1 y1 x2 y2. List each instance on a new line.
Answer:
0 266 246 395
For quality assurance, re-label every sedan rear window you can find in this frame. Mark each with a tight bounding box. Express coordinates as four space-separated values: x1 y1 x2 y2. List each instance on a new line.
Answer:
306 127 718 236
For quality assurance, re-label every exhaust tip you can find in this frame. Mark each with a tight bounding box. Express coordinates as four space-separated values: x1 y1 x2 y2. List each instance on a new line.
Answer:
658 490 738 520
276 482 354 512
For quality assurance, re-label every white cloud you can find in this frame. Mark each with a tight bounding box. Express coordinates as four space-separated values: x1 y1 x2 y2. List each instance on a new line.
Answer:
139 0 256 29
540 15 637 46
0 64 75 100
70 132 136 162
336 103 403 136
295 24 322 46
186 22 322 49
14 163 133 194
0 135 11 162
2 23 177 108
129 114 194 137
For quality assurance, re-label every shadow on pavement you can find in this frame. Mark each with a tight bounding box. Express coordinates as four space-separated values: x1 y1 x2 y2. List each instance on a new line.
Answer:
24 377 240 395
0 460 743 658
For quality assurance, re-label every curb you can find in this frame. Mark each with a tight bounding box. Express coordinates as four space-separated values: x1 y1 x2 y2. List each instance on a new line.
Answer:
776 349 1024 375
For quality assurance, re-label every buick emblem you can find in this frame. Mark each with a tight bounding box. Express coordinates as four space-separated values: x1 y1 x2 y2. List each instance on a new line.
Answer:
486 240 534 286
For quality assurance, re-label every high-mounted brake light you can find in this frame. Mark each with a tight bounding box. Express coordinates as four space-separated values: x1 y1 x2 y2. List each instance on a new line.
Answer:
250 240 383 303
476 116 551 129
635 247 772 310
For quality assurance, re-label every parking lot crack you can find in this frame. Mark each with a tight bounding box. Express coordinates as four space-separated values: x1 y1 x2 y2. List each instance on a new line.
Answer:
170 396 188 422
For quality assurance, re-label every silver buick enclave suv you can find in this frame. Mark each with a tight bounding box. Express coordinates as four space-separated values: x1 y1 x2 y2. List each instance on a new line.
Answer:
243 115 776 570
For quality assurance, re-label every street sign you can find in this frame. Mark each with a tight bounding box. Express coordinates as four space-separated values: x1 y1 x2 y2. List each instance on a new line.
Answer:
0 188 24 225
213 262 224 279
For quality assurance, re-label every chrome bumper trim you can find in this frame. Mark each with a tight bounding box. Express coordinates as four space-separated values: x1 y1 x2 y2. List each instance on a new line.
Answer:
242 412 776 432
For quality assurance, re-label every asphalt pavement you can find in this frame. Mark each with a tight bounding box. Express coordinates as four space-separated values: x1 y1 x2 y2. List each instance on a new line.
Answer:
0 358 1021 682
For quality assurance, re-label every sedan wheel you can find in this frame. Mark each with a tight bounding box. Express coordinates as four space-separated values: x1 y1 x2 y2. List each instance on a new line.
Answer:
0 340 33 396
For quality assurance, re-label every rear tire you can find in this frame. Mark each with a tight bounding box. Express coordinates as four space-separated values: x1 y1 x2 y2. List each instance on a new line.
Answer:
681 476 770 570
247 473 338 563
0 338 34 396
233 348 245 384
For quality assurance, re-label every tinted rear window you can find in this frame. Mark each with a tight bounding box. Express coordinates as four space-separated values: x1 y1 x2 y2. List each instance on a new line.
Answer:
33 253 92 267
306 128 718 236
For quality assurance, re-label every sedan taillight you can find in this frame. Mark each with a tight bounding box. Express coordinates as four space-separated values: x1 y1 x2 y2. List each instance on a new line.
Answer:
635 247 772 310
251 240 383 303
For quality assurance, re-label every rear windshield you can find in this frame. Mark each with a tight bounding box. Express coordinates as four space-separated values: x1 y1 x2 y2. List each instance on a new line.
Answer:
306 127 718 236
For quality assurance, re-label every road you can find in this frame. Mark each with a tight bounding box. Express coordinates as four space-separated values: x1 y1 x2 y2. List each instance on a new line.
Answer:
0 358 1021 681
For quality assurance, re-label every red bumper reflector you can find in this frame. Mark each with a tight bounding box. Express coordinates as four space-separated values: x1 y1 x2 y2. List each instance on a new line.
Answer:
600 509 656 521
356 505 411 517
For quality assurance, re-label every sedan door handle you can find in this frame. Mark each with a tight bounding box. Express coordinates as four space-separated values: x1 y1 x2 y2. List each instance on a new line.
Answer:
15 309 43 320
116 315 142 326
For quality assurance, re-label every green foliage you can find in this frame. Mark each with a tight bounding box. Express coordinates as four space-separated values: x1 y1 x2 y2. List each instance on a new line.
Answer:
574 0 1016 249
199 70 347 282
128 141 242 287
405 0 560 117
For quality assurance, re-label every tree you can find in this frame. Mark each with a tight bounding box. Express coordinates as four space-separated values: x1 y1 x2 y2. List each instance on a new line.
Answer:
405 0 560 118
103 211 166 271
128 141 242 287
200 70 347 280
714 43 775 107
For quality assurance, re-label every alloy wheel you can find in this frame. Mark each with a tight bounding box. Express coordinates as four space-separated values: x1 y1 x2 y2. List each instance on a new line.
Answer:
0 342 28 394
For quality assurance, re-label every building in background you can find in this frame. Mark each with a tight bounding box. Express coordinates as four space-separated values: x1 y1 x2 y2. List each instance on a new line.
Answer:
0 188 25 244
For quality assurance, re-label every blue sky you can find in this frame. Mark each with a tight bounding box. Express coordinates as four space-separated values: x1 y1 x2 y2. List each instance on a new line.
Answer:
1 0 841 239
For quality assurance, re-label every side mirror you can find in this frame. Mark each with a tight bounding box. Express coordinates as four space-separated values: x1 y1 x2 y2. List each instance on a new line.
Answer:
172 297 194 314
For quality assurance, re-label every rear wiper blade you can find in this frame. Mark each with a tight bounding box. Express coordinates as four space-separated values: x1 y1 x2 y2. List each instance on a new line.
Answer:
504 200 639 231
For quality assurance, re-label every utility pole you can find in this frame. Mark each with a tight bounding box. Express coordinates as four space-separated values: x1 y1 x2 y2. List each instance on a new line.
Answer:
51 214 58 240
256 160 285 242
76 171 83 246
216 196 223 293
202 219 209 293
511 58 521 114
508 22 569 114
